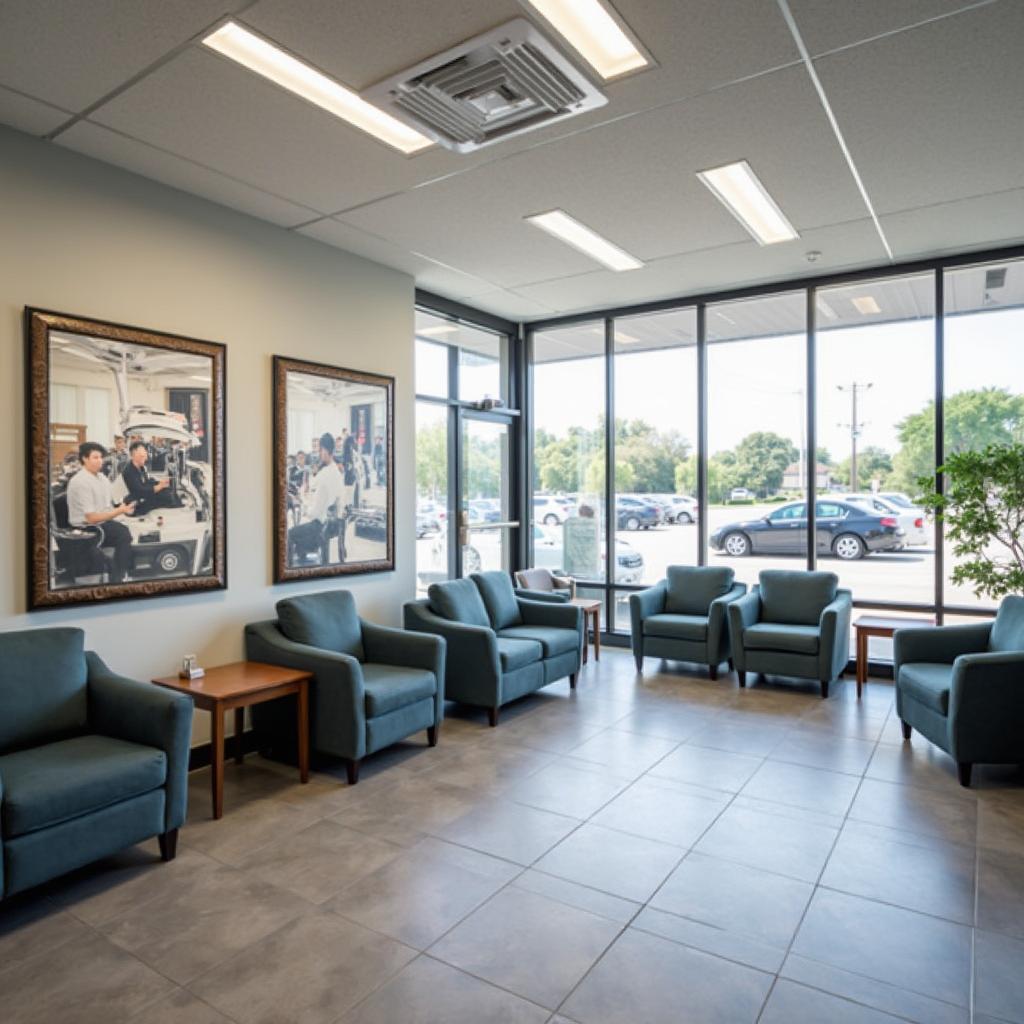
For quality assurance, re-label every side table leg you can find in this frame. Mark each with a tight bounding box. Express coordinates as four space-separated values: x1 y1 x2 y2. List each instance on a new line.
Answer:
234 707 245 765
297 683 310 784
593 609 600 661
211 707 225 820
856 631 866 699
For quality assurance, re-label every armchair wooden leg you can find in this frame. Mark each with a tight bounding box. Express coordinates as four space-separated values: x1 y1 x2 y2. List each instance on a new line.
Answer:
957 762 973 788
737 670 746 688
901 720 912 740
569 672 577 690
709 665 718 681
427 724 439 747
158 829 178 862
345 759 361 786
488 707 500 728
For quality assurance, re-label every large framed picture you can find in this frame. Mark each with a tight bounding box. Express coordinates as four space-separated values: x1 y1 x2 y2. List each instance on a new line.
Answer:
26 308 226 609
273 356 394 582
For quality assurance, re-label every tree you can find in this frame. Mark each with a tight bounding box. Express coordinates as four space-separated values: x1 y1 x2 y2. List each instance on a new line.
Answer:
415 420 448 500
836 445 893 491
731 432 798 497
891 388 1024 493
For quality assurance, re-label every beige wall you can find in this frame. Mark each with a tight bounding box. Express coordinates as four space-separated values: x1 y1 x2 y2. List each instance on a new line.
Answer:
0 126 416 745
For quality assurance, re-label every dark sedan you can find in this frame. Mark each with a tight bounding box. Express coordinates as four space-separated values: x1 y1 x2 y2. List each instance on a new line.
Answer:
710 499 904 560
616 497 662 530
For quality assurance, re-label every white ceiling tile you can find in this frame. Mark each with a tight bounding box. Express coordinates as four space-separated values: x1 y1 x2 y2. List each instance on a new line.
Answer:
0 0 250 111
56 120 320 227
462 289 558 320
815 1 1024 214
86 47 474 214
0 85 71 136
882 188 1024 258
787 0 992 55
336 66 864 288
513 219 887 318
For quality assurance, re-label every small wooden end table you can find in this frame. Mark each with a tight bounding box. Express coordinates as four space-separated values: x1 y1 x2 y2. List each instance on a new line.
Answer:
854 615 935 698
570 597 602 663
152 661 312 820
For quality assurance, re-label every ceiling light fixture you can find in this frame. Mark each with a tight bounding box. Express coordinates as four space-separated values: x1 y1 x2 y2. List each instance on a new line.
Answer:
418 325 458 337
521 0 649 79
616 331 641 344
526 209 643 272
202 21 433 154
816 299 839 320
852 295 881 315
697 160 799 246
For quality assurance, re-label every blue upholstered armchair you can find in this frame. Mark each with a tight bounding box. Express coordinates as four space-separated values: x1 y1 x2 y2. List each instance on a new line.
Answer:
245 590 445 785
727 570 852 699
0 627 192 899
404 571 583 726
895 596 1024 787
629 566 747 679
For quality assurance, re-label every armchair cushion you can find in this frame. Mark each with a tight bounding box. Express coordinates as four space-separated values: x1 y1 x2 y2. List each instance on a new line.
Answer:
990 595 1024 653
362 664 437 718
276 590 364 661
643 614 708 642
744 623 820 656
428 578 491 629
0 627 88 753
0 735 166 837
899 662 952 716
665 566 735 616
498 625 579 658
496 637 543 672
759 570 838 626
473 571 524 630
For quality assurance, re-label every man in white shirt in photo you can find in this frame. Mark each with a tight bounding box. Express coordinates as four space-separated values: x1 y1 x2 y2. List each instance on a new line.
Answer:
288 432 345 564
66 441 135 583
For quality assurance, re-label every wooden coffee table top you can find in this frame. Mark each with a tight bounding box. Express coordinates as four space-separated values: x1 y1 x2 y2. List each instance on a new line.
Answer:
854 615 935 634
569 597 602 611
152 661 312 701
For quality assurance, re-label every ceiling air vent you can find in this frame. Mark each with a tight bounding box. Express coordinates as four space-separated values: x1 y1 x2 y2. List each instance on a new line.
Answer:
363 19 606 153
985 267 1007 290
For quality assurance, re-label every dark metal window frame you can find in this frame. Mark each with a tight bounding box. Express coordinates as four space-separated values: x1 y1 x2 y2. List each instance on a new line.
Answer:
524 242 1024 635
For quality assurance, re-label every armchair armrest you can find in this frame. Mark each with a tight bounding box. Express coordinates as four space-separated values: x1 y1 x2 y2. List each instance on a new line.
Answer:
707 583 748 659
949 651 1024 760
244 620 366 760
818 590 853 683
402 601 501 684
727 591 762 671
87 651 193 832
629 583 667 658
894 623 991 673
518 597 584 636
361 621 446 724
514 588 569 603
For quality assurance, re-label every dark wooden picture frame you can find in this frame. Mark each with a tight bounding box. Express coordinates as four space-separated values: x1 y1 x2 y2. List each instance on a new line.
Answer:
26 308 227 609
273 356 395 583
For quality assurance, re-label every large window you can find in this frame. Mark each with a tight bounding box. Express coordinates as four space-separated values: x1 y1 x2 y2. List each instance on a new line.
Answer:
815 274 935 604
706 292 807 587
943 258 1024 610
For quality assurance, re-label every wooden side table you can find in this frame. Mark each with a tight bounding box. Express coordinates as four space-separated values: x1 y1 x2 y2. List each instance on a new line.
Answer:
153 661 312 819
569 597 602 663
853 615 935 698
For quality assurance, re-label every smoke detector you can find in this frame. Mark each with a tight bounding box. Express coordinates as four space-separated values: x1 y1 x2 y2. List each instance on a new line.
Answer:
363 19 607 153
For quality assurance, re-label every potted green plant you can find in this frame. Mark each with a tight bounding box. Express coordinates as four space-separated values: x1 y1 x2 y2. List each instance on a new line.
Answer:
919 442 1024 600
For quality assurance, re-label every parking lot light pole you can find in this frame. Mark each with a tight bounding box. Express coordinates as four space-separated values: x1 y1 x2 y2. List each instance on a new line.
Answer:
838 381 872 489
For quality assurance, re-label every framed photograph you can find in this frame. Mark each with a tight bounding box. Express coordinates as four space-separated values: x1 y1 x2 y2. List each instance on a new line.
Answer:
273 356 394 582
26 308 226 609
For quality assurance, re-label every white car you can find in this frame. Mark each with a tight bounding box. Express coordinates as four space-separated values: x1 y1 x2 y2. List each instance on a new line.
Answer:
533 495 576 526
729 487 753 501
835 493 928 547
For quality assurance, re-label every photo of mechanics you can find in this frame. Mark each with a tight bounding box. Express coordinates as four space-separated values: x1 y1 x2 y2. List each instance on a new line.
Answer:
283 368 390 570
46 329 216 589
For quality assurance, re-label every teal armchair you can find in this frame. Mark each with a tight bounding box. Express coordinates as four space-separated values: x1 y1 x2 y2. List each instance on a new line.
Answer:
895 596 1024 787
245 590 445 785
403 571 583 726
629 566 746 679
0 627 192 899
728 570 852 698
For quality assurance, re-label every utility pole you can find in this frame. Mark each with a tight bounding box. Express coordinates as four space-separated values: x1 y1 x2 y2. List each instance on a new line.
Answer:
837 382 872 490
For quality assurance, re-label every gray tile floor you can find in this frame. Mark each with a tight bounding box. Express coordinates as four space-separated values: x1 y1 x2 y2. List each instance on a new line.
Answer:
3 650 1024 1024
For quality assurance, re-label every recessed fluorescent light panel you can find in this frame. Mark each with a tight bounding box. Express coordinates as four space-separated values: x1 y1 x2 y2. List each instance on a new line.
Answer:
852 295 882 315
522 0 650 79
418 325 458 337
526 210 643 272
202 22 433 154
697 160 799 246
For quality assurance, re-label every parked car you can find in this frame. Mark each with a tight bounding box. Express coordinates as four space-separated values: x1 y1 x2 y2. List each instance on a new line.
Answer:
416 511 441 538
533 495 577 526
616 496 661 530
532 525 644 584
469 499 502 523
667 495 698 524
709 499 905 560
729 487 753 501
837 493 927 547
417 499 447 523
